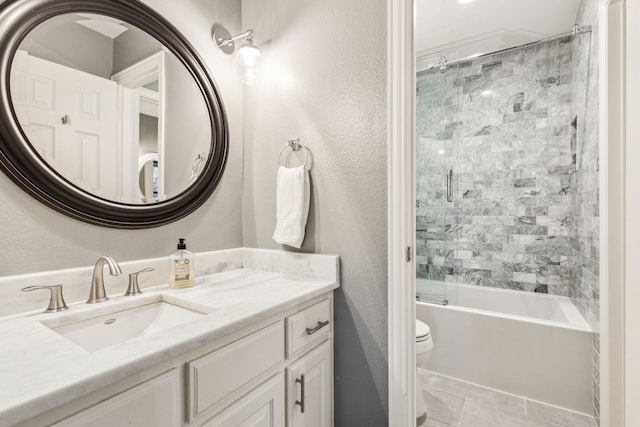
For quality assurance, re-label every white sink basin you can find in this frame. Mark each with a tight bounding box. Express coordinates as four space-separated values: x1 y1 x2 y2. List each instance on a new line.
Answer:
47 301 206 352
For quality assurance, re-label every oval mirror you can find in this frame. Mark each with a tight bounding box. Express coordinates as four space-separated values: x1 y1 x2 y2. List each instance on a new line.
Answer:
0 0 228 228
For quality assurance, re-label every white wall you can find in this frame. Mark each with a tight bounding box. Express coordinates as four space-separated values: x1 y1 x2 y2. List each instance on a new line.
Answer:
241 0 389 424
0 0 244 275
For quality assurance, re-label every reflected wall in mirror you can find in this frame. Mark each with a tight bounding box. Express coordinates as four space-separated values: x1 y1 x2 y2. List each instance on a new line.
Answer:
0 0 228 228
11 13 211 204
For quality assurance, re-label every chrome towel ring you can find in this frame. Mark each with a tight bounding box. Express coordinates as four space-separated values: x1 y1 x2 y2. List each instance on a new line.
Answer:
278 137 310 169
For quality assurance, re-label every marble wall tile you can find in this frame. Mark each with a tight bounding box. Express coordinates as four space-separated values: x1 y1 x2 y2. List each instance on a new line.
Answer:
416 31 597 300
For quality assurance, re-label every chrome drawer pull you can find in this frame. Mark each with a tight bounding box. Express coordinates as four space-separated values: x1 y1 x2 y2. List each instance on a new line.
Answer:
295 374 306 413
306 320 330 335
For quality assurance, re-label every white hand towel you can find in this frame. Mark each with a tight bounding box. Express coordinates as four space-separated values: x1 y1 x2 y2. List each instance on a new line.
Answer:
272 165 310 248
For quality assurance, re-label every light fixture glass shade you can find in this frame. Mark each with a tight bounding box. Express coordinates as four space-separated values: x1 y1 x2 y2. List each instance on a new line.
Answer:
232 43 261 85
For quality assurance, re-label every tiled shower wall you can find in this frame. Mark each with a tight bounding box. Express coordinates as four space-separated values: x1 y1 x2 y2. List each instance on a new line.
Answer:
416 36 587 296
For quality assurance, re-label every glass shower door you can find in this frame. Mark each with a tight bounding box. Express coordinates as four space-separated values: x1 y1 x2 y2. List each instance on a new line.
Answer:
415 61 458 305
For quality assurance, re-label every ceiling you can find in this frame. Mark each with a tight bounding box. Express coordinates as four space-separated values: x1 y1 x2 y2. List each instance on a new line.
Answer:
415 0 583 64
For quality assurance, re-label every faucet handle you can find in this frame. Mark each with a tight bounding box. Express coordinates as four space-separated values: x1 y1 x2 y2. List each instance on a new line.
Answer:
22 285 69 313
125 268 154 296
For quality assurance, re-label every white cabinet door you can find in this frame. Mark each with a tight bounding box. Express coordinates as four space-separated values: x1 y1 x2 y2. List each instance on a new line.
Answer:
287 341 332 427
200 374 285 427
53 369 180 427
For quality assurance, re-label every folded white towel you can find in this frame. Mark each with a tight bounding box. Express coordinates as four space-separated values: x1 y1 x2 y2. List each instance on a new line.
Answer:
272 165 310 248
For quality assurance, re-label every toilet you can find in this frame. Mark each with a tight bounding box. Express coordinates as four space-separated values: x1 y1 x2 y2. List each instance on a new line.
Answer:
415 319 434 422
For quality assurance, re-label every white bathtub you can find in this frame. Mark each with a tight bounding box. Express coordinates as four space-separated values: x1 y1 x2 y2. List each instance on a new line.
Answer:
416 279 593 414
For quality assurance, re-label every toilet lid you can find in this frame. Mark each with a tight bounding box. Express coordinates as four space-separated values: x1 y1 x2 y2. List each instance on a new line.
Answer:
416 320 431 340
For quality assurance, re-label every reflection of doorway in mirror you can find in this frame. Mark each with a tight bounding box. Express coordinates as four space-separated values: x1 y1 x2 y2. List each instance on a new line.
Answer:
111 51 165 204
138 153 159 203
11 50 118 198
138 91 159 203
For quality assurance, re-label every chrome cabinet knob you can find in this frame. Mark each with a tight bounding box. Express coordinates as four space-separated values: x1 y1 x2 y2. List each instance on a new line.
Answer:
22 284 68 313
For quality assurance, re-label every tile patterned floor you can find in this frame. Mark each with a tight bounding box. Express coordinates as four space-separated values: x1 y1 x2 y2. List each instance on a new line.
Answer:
417 370 597 427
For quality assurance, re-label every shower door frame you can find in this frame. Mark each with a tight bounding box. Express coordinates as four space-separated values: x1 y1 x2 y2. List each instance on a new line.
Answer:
387 1 627 426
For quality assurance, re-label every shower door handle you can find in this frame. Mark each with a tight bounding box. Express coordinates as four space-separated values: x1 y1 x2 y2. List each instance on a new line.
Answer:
446 169 453 202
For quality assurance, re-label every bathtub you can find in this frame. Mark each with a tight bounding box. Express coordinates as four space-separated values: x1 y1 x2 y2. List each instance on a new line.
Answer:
416 279 593 414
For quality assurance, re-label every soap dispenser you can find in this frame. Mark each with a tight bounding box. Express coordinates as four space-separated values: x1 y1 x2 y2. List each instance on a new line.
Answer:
169 238 194 288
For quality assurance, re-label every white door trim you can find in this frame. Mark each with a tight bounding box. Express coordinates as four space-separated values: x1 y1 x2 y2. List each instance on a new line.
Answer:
599 0 626 426
112 52 166 202
622 0 640 424
387 0 415 425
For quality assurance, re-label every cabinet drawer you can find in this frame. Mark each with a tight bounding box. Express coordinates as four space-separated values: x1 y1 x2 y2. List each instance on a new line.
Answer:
287 299 331 357
188 321 285 421
53 369 180 427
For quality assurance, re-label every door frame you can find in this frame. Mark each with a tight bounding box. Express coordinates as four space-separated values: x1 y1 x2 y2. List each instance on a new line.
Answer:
387 1 629 426
111 51 166 202
387 0 415 425
623 1 640 424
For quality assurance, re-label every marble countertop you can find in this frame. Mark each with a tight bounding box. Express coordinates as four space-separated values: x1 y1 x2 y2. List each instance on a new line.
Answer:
0 268 339 426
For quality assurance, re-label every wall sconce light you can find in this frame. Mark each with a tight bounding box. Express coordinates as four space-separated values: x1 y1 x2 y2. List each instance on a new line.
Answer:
212 24 261 85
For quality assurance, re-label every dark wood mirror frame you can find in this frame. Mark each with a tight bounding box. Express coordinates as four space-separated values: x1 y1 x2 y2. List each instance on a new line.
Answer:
0 0 228 228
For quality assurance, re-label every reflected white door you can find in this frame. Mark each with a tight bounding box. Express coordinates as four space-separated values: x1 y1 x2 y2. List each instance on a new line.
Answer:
11 50 118 199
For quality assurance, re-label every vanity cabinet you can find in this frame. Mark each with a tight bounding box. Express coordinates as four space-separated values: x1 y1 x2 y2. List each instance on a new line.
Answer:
287 298 331 358
191 297 334 427
51 369 180 427
199 374 285 427
26 294 334 427
287 341 332 427
187 321 285 421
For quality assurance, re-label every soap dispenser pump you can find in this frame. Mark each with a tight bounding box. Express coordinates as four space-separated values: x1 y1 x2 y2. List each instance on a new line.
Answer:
169 238 195 288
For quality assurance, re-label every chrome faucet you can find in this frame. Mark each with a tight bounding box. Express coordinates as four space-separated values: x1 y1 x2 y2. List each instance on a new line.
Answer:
87 256 122 303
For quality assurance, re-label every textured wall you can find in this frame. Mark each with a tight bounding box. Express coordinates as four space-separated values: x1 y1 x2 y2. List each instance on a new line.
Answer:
416 38 581 296
572 0 600 421
0 0 244 276
240 0 389 425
